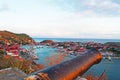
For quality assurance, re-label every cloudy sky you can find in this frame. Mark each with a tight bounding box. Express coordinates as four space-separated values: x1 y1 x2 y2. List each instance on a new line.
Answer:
0 0 120 39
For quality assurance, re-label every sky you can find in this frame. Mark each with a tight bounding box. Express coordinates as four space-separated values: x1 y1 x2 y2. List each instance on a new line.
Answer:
0 0 120 39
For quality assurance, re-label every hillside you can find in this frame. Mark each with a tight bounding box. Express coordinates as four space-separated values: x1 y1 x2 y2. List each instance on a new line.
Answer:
0 30 34 44
104 42 120 47
40 40 54 43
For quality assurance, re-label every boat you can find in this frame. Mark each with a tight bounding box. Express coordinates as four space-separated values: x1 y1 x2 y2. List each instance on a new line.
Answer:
108 56 112 61
105 56 112 61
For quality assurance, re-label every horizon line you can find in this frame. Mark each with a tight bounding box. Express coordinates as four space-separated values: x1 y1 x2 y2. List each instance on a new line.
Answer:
32 37 120 40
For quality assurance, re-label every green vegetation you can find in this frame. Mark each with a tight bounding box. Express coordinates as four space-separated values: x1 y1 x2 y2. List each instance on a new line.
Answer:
0 30 35 45
104 42 120 57
0 50 4 56
105 42 120 46
0 55 44 74
41 40 54 43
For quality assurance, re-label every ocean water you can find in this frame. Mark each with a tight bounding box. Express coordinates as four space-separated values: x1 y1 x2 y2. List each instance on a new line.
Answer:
33 38 120 80
34 38 120 43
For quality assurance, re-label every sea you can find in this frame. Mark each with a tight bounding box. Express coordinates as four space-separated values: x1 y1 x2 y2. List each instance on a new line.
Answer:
34 38 120 43
33 38 120 80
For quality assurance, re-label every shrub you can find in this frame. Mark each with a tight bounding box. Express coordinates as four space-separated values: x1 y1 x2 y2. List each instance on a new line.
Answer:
0 55 44 74
0 50 4 56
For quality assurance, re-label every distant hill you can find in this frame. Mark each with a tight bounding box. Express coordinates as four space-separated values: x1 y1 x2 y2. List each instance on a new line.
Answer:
0 30 34 44
104 42 120 47
40 40 54 43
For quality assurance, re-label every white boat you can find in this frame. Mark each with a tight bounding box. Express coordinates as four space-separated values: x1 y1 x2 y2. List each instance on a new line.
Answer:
108 56 112 61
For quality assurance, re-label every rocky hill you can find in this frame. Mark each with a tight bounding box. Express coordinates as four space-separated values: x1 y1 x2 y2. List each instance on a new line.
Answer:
0 30 34 44
40 40 54 43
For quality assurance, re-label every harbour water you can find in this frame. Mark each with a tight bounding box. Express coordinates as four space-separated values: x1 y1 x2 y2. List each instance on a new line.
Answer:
33 38 120 80
35 46 58 65
85 59 120 80
22 45 58 65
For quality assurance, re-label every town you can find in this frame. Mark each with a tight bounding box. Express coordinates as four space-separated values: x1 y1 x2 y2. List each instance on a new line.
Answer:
0 40 120 60
40 40 120 58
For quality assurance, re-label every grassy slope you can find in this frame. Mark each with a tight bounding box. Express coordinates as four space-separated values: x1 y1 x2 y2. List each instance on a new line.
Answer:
0 30 34 44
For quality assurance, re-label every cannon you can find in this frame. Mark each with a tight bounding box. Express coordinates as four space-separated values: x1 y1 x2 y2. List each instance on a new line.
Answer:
24 48 102 80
